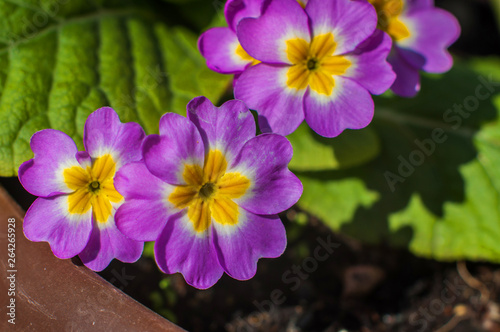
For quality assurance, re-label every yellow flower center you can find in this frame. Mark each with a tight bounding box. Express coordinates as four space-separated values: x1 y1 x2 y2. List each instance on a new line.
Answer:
63 154 123 223
368 0 411 41
168 149 251 233
285 33 351 96
235 44 261 66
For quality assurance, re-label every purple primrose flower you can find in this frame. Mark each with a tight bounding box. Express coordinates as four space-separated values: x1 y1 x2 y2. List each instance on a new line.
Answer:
367 0 460 97
198 0 264 75
233 0 396 137
19 108 145 271
114 97 303 289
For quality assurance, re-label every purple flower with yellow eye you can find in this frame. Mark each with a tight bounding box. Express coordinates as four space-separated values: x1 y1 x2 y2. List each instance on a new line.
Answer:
233 0 396 137
114 97 302 289
18 108 145 271
367 0 460 97
198 0 263 75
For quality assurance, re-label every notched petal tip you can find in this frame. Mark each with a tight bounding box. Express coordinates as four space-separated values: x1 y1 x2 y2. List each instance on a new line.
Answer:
18 158 34 186
187 96 212 117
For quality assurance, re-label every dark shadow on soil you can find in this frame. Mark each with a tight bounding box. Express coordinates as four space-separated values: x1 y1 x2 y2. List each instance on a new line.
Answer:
96 213 493 332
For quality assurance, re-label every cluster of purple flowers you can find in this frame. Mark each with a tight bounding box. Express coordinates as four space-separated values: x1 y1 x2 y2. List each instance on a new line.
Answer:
19 0 459 289
199 0 460 137
19 99 302 289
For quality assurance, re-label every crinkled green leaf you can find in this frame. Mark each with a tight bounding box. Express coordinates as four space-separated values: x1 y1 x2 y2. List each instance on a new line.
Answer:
0 0 231 176
297 58 500 262
288 123 381 171
492 0 500 32
168 0 223 30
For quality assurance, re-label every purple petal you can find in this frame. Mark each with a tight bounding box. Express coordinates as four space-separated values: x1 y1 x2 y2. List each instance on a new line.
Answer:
187 97 255 163
198 27 252 74
79 220 143 271
225 0 265 31
303 77 374 137
212 209 286 280
84 107 145 167
143 113 204 185
306 0 377 55
388 48 421 97
116 199 173 242
405 0 433 15
115 161 169 200
154 212 223 289
344 30 396 95
231 134 303 215
398 8 460 73
234 64 305 136
237 0 310 64
18 129 80 197
23 195 92 259
115 162 176 242
75 151 91 166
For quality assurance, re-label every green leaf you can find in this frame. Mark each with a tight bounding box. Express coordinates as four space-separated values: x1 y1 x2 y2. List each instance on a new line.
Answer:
0 0 231 176
288 123 381 171
296 58 500 262
168 0 223 31
492 0 500 32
